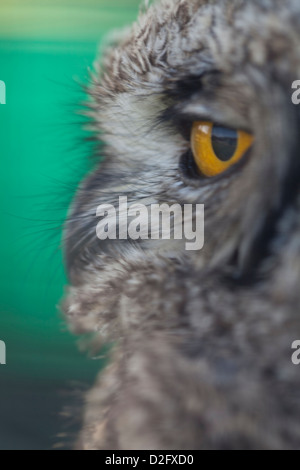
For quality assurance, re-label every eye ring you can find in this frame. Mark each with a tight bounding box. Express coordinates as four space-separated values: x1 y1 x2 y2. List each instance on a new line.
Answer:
191 121 253 178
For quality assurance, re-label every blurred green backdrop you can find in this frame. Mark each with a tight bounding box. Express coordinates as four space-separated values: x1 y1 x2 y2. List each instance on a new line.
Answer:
0 0 141 449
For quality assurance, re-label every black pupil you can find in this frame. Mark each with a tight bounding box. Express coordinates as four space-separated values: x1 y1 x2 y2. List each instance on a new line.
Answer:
211 125 238 162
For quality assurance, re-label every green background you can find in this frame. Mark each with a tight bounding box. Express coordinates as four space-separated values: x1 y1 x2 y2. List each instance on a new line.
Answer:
0 0 141 450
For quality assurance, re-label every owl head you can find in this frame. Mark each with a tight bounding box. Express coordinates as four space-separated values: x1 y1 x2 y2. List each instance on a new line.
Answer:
63 0 300 449
63 0 300 331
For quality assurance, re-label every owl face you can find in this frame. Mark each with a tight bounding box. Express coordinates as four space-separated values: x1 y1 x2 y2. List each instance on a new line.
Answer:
63 0 300 341
61 1 300 449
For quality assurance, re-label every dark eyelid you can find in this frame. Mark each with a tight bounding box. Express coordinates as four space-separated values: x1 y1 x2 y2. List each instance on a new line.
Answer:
158 107 210 141
165 109 252 140
161 108 244 142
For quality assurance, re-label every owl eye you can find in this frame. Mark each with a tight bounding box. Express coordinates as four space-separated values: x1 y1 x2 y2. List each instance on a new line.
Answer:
191 121 253 178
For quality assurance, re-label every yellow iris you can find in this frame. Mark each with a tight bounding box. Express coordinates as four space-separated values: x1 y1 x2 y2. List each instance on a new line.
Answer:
191 121 253 178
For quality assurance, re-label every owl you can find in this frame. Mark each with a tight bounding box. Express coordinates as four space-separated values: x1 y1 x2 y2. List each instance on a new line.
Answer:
62 0 300 450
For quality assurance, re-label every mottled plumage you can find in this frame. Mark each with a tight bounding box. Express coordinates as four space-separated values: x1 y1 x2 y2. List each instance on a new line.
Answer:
63 0 300 449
